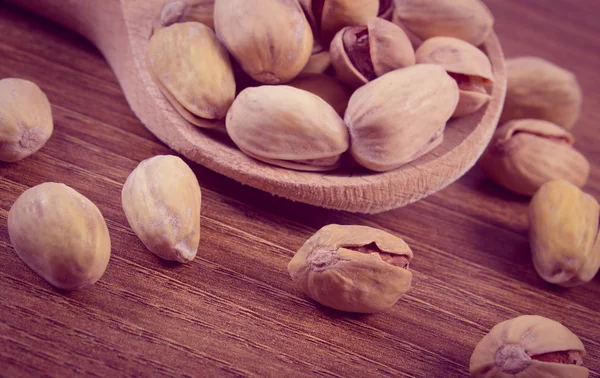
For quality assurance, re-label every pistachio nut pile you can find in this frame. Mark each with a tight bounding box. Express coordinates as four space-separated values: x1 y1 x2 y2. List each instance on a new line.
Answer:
147 0 496 173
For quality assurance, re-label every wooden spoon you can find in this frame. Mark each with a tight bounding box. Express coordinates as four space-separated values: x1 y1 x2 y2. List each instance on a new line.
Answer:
8 0 507 214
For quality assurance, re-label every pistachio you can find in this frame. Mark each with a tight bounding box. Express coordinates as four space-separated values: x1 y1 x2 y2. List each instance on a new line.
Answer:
287 74 350 116
8 183 111 290
330 17 415 89
214 0 313 84
416 36 493 117
287 224 413 313
0 78 53 162
299 0 380 46
152 0 215 33
479 119 589 196
122 155 202 263
393 0 494 46
529 180 600 287
147 22 235 128
226 86 349 171
301 39 331 75
501 57 583 130
470 315 588 377
345 64 459 172
378 0 394 20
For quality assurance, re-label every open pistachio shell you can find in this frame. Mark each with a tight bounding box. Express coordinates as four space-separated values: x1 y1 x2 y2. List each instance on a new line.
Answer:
479 119 589 196
416 36 493 117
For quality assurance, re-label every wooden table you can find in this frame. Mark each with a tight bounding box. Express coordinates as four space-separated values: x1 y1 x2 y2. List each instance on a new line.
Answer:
0 1 598 377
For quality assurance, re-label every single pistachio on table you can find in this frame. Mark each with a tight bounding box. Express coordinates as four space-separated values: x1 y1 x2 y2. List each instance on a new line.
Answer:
287 224 413 313
393 0 494 47
529 180 600 287
470 315 588 378
330 17 415 89
226 86 349 172
0 78 53 162
214 0 313 84
301 39 331 75
415 36 494 117
298 0 380 46
287 74 350 117
147 22 235 128
122 155 202 263
8 183 111 290
501 57 583 130
479 119 589 196
378 0 394 20
345 64 459 172
152 0 215 33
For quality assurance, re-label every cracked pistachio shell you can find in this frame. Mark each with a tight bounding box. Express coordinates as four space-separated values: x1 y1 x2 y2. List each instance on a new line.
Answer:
147 22 235 128
122 155 202 263
8 183 111 290
152 0 215 33
479 119 589 196
0 78 53 162
226 86 349 171
288 224 413 313
345 64 459 172
214 0 313 84
529 180 600 287
287 74 350 116
330 17 415 89
393 0 494 46
470 315 588 378
299 0 380 45
416 36 493 117
501 57 582 130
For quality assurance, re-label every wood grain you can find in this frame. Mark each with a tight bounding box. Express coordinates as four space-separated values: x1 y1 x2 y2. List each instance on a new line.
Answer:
4 0 507 214
0 1 599 377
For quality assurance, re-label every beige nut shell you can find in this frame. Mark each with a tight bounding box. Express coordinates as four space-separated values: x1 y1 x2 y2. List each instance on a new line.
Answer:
479 119 589 196
529 180 600 287
147 22 235 127
470 315 588 378
345 64 459 172
152 0 215 32
226 85 349 171
501 57 582 130
416 36 493 117
287 74 350 116
0 78 53 162
394 0 494 46
287 224 413 313
330 17 415 89
8 183 111 290
214 0 313 84
122 155 202 263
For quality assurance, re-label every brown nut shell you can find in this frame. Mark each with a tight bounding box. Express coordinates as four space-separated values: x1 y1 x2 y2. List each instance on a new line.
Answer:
501 57 582 130
470 315 588 378
345 64 459 172
330 17 415 89
479 119 589 196
152 0 215 33
287 224 413 313
529 180 600 287
147 22 235 127
0 78 53 162
299 0 380 46
8 183 111 290
226 86 349 171
416 36 493 117
214 0 313 84
287 74 350 116
394 0 494 46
